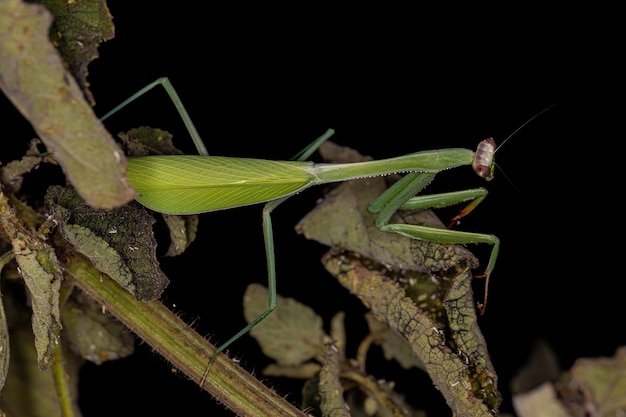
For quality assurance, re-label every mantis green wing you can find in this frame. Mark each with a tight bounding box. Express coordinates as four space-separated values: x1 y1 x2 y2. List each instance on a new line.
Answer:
126 155 317 215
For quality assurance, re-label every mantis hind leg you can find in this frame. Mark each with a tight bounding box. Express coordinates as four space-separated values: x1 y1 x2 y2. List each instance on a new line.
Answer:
368 172 499 314
201 129 335 385
100 77 209 156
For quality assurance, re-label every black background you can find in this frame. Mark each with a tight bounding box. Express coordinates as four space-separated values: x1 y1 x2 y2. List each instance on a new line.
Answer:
2 3 622 416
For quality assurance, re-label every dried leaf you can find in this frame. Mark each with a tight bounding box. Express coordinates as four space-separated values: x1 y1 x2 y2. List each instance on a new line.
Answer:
0 296 82 417
243 283 325 366
329 311 347 361
0 0 136 209
512 382 571 417
511 339 560 394
61 290 134 364
262 362 321 379
570 346 626 416
0 147 41 193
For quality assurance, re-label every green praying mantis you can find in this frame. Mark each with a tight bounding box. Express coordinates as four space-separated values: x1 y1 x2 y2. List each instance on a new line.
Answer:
100 78 551 383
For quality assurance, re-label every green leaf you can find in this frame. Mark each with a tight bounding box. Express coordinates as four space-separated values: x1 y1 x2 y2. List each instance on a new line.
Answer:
0 0 136 209
243 283 325 367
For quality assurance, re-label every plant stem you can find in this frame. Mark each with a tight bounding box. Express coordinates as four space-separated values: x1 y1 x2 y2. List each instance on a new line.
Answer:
64 253 307 417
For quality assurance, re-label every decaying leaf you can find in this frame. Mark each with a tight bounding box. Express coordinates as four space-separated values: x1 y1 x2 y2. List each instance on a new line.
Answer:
318 337 350 417
0 139 42 193
0 291 82 417
0 0 135 209
30 0 115 106
0 192 62 369
162 213 198 257
27 0 115 106
0 273 9 392
117 127 184 157
246 283 423 417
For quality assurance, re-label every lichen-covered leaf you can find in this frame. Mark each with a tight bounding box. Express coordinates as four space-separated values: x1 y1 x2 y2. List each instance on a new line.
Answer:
60 223 136 295
61 290 134 364
31 0 114 105
243 283 325 366
0 192 62 369
323 250 497 416
0 0 136 209
46 186 168 300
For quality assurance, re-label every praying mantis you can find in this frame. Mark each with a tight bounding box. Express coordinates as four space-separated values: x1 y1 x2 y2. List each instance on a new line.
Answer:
101 78 551 382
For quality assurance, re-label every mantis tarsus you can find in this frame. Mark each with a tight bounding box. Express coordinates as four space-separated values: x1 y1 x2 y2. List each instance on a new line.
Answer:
101 78 549 384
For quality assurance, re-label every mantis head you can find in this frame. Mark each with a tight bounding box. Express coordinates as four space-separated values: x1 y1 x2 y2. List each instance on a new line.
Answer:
472 138 496 181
